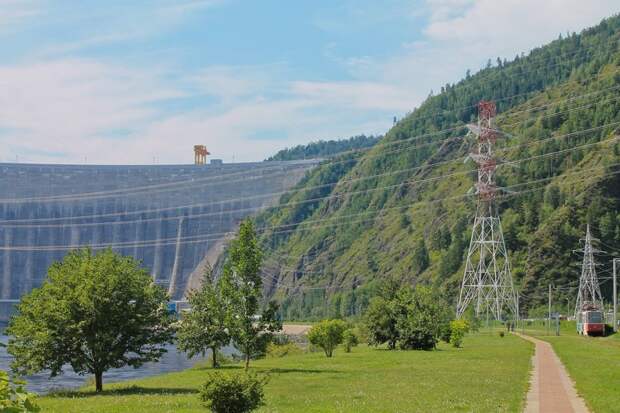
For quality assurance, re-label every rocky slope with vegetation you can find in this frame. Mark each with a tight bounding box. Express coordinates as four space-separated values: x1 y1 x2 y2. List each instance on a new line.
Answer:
257 15 620 320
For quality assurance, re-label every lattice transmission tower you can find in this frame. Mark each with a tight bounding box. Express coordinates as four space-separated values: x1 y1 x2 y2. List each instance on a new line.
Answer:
456 101 518 321
574 224 603 316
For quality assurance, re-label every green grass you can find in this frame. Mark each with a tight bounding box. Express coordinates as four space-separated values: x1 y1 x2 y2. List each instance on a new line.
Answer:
527 321 620 413
39 334 533 413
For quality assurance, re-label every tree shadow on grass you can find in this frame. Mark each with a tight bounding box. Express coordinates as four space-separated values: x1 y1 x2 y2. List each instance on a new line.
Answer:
265 368 342 374
372 347 445 352
192 364 244 371
48 384 198 398
192 365 341 374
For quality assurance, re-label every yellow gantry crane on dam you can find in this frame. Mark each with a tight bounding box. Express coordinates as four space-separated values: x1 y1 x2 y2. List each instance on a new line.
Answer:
194 145 210 165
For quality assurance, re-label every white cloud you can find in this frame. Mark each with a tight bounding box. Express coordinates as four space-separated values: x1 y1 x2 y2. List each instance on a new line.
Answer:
157 0 225 17
37 0 228 57
0 58 391 164
0 0 40 29
426 0 617 47
0 59 183 163
190 65 283 105
291 80 414 112
345 1 619 104
0 1 617 165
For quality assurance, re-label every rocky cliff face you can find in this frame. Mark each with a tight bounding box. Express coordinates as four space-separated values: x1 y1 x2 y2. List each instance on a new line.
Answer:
0 160 317 321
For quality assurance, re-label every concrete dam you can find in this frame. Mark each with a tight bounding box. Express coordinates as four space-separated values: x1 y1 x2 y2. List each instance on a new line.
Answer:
0 160 317 322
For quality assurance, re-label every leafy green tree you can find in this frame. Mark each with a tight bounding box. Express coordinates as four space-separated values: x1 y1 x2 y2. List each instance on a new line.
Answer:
177 265 229 368
307 319 347 357
267 134 380 161
199 371 267 413
342 329 359 353
599 212 616 242
411 240 430 274
364 297 399 349
0 371 39 412
430 227 451 251
7 249 174 392
394 287 451 350
221 220 282 370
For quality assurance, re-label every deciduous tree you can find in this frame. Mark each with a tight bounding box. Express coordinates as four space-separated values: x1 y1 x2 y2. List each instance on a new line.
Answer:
307 319 347 357
221 220 282 370
7 249 173 392
177 265 229 368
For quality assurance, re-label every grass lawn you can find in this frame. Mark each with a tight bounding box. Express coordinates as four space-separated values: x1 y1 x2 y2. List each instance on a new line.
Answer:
39 333 532 413
526 321 620 413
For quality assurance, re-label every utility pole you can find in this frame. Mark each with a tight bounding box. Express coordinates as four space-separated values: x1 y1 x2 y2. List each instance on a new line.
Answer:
516 292 520 332
456 100 518 322
613 258 619 332
548 284 552 335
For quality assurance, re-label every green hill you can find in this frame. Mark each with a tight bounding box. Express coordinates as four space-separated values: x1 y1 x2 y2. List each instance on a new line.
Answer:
266 134 381 161
256 14 620 320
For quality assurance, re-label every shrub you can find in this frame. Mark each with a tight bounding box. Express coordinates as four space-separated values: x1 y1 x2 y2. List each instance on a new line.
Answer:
0 370 40 412
449 320 470 348
499 331 505 338
342 329 359 353
307 320 347 357
352 323 370 344
199 372 267 413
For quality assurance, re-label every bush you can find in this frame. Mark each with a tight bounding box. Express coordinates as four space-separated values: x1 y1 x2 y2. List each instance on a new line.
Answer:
307 320 347 357
199 372 267 413
499 331 505 338
0 370 40 412
342 329 359 353
449 320 470 348
352 323 370 344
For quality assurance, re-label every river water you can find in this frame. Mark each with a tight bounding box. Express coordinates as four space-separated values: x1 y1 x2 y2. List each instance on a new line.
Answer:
0 334 232 394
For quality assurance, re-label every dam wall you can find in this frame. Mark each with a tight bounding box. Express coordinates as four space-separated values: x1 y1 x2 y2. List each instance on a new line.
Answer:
0 160 317 322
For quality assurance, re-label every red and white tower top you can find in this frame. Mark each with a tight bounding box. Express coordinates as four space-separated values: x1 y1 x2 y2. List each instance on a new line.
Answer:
468 100 499 203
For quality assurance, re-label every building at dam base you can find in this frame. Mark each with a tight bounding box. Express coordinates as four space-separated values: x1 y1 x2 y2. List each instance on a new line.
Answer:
0 160 318 322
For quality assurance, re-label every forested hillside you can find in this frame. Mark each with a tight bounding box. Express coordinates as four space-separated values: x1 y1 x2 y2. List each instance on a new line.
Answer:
256 14 620 320
266 135 380 161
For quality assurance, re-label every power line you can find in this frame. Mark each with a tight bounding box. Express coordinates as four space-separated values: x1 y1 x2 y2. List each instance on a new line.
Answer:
3 160 619 252
3 118 619 228
2 52 618 206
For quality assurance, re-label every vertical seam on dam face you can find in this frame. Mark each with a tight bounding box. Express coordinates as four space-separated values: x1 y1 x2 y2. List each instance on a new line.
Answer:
168 217 184 297
0 161 318 321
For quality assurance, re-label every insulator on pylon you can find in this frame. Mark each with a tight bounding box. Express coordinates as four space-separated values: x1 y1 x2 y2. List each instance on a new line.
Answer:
478 100 496 120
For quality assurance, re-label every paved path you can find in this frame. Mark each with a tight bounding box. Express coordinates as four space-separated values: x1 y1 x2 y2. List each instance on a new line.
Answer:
515 333 589 413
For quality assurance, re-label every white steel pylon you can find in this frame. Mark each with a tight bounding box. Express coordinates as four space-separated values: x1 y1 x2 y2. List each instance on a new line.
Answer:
574 224 603 316
456 101 518 321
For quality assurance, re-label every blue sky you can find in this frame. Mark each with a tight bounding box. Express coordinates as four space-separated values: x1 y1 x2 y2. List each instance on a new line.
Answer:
0 0 617 164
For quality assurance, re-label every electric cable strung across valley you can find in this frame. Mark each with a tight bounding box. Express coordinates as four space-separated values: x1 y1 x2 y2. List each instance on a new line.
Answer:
3 85 620 225
2 158 620 252
1 51 619 207
3 39 620 304
3 120 619 231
